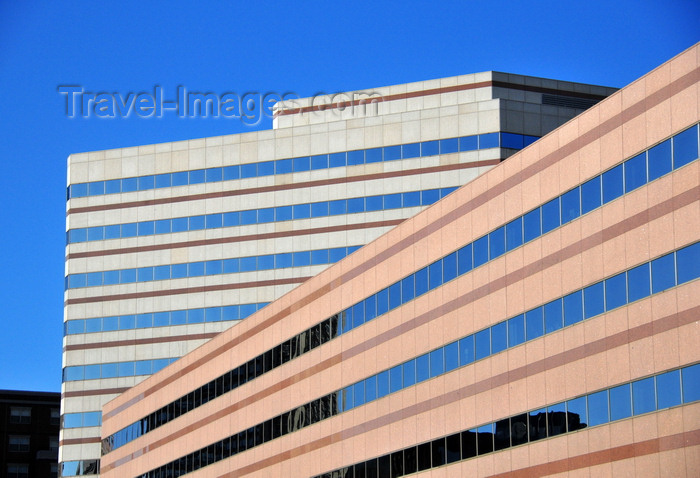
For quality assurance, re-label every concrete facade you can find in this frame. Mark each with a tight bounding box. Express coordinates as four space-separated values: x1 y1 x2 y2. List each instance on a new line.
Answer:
62 72 618 475
96 45 699 477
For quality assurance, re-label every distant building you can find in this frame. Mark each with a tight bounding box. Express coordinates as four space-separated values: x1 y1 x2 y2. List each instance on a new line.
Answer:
97 45 699 477
0 390 60 478
62 70 615 476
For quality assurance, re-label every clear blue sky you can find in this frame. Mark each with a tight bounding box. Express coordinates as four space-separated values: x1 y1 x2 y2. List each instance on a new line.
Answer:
0 1 697 393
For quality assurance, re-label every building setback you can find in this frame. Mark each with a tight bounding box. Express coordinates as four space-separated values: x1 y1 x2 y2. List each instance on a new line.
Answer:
96 45 699 477
61 70 617 474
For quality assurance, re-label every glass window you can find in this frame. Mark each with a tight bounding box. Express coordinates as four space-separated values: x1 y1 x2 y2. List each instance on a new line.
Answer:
526 307 544 340
223 165 240 180
329 152 346 168
632 377 656 415
293 204 311 219
103 316 119 331
257 161 274 176
584 282 605 319
587 390 609 427
459 335 475 366
365 195 383 212
682 363 700 403
384 193 402 210
421 140 439 156
475 328 490 360
544 298 563 334
70 183 88 198
508 314 525 347
293 251 311 267
605 272 627 311
102 363 118 378
479 132 499 149
353 381 365 407
473 236 489 268
222 212 239 227
347 150 364 165
443 251 458 282
602 164 624 203
189 169 205 184
365 148 382 163
476 423 494 453
610 383 632 421
401 275 415 303
505 217 523 251
87 226 104 241
403 191 420 207
627 263 650 302
384 145 401 161
414 267 429 297
311 154 329 170
459 135 478 151
122 177 138 192
676 242 700 284
673 124 698 169
541 197 560 234
136 313 153 328
376 370 389 399
523 208 541 242
647 139 672 181
561 187 581 224
651 253 676 293
566 396 587 431
500 132 524 149
429 348 444 378
444 341 459 372
172 217 188 232
293 156 311 171
547 402 567 437
625 152 647 192
581 175 602 215
389 365 402 393
440 137 459 154
416 354 429 383
491 321 507 354
489 226 505 259
457 244 472 275
403 359 416 387
347 197 364 213
88 181 105 196
563 290 583 326
205 167 222 182
388 281 402 310
462 430 478 458
656 369 681 409
421 189 440 205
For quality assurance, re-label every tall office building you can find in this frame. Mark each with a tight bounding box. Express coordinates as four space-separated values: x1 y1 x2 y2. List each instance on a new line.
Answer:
96 44 700 478
61 72 615 475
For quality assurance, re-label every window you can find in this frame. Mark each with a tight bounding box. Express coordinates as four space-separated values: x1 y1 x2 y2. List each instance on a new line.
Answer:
9 407 31 424
50 408 59 426
7 464 29 478
8 436 30 452
50 437 59 452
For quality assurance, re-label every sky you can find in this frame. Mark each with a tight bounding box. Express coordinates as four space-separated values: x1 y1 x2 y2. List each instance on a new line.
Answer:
0 0 697 393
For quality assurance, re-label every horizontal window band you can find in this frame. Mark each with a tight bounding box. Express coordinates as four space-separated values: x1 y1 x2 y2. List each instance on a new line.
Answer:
66 219 404 260
63 357 180 382
65 246 361 289
101 302 700 474
66 160 501 216
100 242 700 453
64 303 268 336
313 363 700 478
67 133 531 200
66 187 458 244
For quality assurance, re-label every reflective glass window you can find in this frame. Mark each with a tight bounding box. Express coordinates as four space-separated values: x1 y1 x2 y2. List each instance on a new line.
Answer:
544 299 563 334
403 359 416 387
401 275 414 303
627 263 650 302
376 370 390 399
587 390 609 427
205 167 222 182
416 354 429 383
102 363 118 378
676 242 700 284
310 201 329 217
566 396 587 431
293 204 311 219
501 132 524 149
459 335 475 366
651 253 676 293
547 402 567 437
656 369 681 409
84 365 99 379
523 208 541 242
491 321 507 354
189 169 205 184
625 152 647 192
475 328 490 360
389 365 402 393
429 348 444 378
444 341 459 372
293 156 311 171
257 161 274 176
223 165 240 180
647 139 672 181
581 175 602 215
88 181 105 196
388 282 401 310
479 132 499 148
365 195 383 212
508 314 525 347
414 267 428 297
583 282 605 318
188 309 204 324
673 124 698 168
329 152 346 168
257 208 273 223
384 145 401 161
605 272 627 311
347 150 364 165
561 187 580 224
610 383 632 421
602 164 624 203
365 375 377 402
275 205 292 221
70 183 88 198
421 140 439 156
473 235 489 268
632 377 656 415
421 189 440 205
682 363 700 403
347 197 364 213
121 222 137 237
103 316 118 331
87 227 104 241
526 307 544 340
541 197 560 234
459 135 478 151
477 423 494 453
136 313 153 328
403 191 420 207
489 226 505 259
440 137 459 154
505 217 523 250
311 154 329 170
328 199 346 215
443 251 458 282
563 290 583 326
122 177 138 192
365 148 382 163
457 243 472 275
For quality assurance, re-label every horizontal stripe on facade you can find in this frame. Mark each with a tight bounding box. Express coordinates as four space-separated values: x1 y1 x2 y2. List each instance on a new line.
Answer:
64 332 219 352
101 305 699 474
65 276 311 305
99 178 700 423
66 219 404 260
63 387 129 399
274 80 609 117
66 160 500 216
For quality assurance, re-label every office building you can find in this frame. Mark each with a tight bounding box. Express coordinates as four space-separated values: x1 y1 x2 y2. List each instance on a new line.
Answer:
62 71 617 475
1 390 60 478
96 45 699 477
